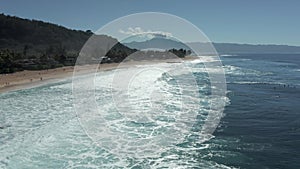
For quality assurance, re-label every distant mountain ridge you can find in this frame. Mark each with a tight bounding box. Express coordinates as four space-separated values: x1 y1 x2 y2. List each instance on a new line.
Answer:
124 37 191 50
124 37 300 54
211 43 300 54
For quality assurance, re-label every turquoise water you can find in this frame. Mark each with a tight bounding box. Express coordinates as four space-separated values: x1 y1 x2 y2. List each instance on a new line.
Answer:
1 54 300 168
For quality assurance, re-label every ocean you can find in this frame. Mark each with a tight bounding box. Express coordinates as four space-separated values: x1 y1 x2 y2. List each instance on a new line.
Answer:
0 54 299 168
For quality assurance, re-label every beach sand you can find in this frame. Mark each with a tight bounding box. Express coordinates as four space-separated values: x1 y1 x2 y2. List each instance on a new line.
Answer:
0 57 197 93
0 62 122 93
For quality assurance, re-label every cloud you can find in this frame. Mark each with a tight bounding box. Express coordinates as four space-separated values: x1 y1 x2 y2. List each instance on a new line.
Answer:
119 27 172 38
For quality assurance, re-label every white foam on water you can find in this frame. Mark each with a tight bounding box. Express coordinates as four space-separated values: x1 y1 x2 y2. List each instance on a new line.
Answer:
223 65 265 76
88 63 202 158
220 54 237 57
0 61 233 168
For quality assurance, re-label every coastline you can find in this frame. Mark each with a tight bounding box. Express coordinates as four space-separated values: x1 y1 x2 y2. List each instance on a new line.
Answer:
0 57 198 93
0 63 122 93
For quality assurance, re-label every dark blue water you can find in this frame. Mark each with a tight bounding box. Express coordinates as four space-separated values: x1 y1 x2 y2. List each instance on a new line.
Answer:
211 54 300 169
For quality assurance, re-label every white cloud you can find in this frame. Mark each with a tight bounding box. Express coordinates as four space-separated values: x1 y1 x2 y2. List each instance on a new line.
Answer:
119 27 172 37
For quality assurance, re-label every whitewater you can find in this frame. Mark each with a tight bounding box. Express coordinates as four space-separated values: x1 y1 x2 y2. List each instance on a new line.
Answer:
0 59 231 168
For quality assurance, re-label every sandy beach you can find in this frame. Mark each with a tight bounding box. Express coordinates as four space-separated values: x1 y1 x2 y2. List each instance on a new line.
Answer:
0 62 127 93
0 57 197 93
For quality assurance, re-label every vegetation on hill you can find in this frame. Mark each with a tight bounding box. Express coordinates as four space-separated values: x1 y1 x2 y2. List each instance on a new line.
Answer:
0 14 137 73
0 14 190 74
0 13 92 56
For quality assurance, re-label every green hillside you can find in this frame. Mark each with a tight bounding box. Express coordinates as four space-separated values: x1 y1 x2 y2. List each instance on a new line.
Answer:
0 14 136 73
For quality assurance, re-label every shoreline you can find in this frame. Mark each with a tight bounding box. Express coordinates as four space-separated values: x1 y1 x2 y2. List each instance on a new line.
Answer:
0 62 122 93
0 57 198 93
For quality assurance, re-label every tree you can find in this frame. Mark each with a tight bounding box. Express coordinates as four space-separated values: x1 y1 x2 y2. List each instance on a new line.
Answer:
23 45 29 57
85 30 93 35
54 54 67 64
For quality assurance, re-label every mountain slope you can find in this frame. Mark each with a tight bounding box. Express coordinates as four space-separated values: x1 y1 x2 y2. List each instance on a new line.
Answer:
124 37 191 50
0 14 136 73
0 14 93 56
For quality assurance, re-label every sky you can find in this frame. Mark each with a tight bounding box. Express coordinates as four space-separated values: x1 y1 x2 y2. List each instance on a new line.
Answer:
0 0 300 45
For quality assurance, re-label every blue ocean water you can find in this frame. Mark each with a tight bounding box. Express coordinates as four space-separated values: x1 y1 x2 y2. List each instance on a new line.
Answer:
0 54 299 168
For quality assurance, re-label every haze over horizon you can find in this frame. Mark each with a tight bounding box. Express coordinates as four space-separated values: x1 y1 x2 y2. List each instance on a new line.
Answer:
1 0 299 46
